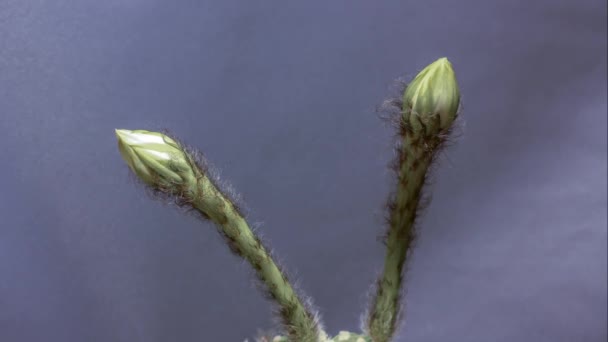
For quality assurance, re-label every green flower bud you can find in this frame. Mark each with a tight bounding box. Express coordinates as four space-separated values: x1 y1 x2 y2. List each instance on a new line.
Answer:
403 57 460 134
115 129 192 187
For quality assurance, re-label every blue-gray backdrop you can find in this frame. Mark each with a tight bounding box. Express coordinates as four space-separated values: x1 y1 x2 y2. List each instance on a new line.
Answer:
1 1 606 341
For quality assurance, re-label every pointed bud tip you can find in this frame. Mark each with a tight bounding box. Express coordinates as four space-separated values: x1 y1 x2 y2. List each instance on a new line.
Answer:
435 57 450 65
115 129 132 141
402 57 460 133
428 57 454 74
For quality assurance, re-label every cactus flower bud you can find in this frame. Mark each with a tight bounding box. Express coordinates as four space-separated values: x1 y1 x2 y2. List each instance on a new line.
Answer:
115 129 192 188
402 57 460 134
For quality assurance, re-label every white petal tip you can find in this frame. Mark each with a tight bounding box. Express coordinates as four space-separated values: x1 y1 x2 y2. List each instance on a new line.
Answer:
115 129 132 140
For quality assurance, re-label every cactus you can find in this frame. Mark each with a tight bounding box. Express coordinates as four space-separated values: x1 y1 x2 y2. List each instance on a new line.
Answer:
366 57 460 342
115 57 462 342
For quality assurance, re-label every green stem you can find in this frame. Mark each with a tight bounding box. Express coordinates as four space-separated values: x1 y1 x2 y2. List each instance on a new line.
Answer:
368 129 436 342
181 163 323 342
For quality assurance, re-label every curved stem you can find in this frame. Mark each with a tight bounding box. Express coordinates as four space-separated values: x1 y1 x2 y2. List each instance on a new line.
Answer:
183 166 324 342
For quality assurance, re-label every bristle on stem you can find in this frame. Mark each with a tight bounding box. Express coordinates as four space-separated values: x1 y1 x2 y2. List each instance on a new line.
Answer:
366 57 461 342
115 129 325 342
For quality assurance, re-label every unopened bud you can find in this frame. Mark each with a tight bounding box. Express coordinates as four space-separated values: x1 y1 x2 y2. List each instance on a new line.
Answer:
115 129 192 188
403 57 460 134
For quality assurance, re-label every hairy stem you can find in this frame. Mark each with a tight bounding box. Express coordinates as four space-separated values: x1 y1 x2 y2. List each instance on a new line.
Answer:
366 57 460 341
182 158 323 342
115 129 325 341
368 125 441 342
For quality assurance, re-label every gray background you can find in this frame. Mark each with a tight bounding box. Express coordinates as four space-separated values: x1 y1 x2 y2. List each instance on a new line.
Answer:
1 0 606 341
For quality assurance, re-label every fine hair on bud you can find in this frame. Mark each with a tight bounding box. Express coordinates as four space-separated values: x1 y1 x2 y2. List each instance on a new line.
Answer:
123 129 257 264
125 128 248 221
122 129 323 339
375 77 463 240
363 76 464 338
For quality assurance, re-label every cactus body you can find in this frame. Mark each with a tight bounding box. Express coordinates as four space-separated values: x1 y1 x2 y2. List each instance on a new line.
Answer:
115 56 462 342
366 57 461 342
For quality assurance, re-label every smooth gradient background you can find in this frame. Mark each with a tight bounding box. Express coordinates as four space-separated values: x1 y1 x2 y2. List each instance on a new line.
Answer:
1 1 606 341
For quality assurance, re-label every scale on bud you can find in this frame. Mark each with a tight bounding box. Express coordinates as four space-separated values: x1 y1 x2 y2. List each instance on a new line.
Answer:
402 57 460 135
115 129 192 189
